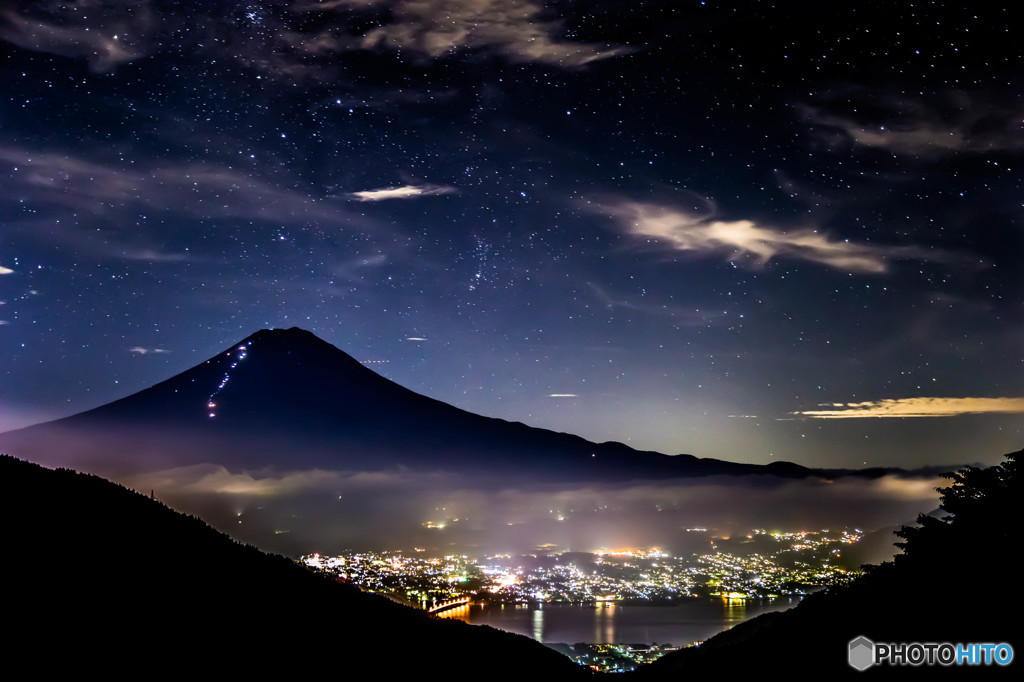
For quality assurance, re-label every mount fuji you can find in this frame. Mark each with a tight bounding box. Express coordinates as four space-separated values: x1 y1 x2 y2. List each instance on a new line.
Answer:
0 327 813 482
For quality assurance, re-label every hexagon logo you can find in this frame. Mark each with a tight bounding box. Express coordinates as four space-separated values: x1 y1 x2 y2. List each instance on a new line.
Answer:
849 636 875 671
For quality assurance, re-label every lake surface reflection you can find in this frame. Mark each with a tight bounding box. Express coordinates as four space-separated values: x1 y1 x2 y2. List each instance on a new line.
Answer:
446 597 801 646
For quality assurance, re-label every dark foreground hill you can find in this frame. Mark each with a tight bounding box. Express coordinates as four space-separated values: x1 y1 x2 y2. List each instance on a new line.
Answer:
0 455 589 677
0 327 817 482
634 448 1023 679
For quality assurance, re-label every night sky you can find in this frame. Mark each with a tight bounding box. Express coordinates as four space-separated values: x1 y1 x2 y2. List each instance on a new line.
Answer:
2 1 1022 470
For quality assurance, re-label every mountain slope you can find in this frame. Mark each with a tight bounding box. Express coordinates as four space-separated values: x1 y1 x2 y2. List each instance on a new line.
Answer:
0 455 590 676
634 448 1023 678
0 327 816 481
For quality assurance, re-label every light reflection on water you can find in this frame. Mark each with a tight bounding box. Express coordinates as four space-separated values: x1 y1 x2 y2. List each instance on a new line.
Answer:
448 598 801 646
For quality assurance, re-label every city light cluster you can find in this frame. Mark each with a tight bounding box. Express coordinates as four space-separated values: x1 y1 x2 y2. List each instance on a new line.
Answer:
301 527 863 607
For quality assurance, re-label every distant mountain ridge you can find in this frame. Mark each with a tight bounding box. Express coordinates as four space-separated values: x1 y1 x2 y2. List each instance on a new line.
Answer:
0 327 820 481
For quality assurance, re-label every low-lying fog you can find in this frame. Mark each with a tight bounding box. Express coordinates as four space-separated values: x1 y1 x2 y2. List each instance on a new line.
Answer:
120 464 942 560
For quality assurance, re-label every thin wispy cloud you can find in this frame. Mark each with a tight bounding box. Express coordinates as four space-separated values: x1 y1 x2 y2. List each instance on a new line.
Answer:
0 146 364 229
349 184 457 201
0 4 157 72
2 1 629 80
119 248 189 263
793 397 1024 419
587 282 718 324
299 0 632 67
329 253 390 285
129 347 171 355
800 90 1024 156
602 201 937 274
292 0 380 9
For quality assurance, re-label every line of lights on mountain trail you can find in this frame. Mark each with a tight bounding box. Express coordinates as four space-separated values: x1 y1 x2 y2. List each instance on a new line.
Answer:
206 342 250 418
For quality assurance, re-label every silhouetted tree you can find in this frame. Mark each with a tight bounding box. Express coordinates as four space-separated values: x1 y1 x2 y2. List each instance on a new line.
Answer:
890 449 1020 568
641 448 1024 678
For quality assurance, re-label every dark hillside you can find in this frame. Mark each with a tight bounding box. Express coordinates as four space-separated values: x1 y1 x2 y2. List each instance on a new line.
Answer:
0 455 589 677
636 448 1022 678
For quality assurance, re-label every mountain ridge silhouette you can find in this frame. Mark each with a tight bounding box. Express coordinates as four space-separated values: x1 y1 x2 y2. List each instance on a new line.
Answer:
0 327 822 482
0 454 590 676
634 447 1023 679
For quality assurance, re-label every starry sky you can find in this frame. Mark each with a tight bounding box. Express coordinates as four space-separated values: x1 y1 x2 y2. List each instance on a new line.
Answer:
2 1 1022 470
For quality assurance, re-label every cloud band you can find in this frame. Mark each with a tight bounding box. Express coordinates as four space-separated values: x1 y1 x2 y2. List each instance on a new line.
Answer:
793 397 1024 419
601 201 945 274
349 184 456 201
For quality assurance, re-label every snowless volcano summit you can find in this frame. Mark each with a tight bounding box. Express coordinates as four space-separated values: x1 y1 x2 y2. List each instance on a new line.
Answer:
0 327 813 481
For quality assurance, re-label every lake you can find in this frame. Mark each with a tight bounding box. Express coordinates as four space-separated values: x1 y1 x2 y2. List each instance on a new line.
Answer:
446 597 801 646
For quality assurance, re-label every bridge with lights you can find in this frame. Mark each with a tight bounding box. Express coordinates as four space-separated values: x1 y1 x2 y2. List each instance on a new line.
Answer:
428 597 471 615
